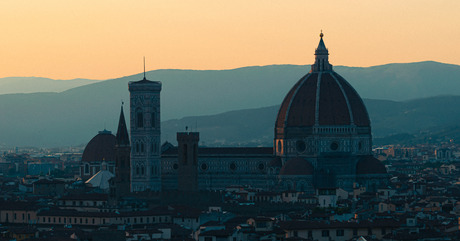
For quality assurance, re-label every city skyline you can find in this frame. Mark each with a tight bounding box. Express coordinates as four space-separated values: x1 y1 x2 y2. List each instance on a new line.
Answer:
1 0 459 79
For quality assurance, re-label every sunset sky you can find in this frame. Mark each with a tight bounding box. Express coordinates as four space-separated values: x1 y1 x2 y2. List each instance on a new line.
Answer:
1 0 459 80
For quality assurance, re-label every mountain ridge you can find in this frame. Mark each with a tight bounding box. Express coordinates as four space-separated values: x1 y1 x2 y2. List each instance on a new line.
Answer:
1 61 460 147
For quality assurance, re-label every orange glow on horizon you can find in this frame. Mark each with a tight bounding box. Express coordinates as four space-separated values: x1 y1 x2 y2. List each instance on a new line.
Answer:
0 0 459 80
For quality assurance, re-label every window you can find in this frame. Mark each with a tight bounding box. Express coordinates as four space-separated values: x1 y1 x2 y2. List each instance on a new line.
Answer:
141 166 145 175
322 230 330 237
136 109 143 128
337 229 344 236
141 142 144 153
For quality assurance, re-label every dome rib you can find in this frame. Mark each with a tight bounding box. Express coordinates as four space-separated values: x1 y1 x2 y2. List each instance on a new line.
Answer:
332 72 370 126
331 73 354 124
314 72 322 125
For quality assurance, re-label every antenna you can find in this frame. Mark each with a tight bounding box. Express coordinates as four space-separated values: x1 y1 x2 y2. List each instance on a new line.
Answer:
143 56 146 79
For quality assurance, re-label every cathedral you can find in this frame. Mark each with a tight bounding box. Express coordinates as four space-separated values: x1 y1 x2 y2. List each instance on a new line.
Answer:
80 33 388 194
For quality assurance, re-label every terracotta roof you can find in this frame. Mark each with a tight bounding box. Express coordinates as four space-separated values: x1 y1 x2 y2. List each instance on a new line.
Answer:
81 131 116 163
356 156 387 175
275 36 370 139
275 72 370 133
279 157 314 175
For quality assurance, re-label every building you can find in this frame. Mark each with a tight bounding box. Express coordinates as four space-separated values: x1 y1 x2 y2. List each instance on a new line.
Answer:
159 33 388 193
80 33 388 194
128 74 162 192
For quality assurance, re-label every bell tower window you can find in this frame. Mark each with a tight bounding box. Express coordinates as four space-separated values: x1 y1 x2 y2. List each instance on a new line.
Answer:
136 108 143 128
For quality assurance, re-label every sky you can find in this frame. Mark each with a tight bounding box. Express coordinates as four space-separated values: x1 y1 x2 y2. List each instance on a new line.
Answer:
0 0 459 80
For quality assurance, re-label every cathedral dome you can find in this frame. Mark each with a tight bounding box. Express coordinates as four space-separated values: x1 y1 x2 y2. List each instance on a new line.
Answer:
279 157 314 175
275 71 370 130
274 33 372 157
81 130 116 163
275 34 370 133
356 156 387 175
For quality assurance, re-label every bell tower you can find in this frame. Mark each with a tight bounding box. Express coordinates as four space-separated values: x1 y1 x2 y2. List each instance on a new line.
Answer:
128 70 162 192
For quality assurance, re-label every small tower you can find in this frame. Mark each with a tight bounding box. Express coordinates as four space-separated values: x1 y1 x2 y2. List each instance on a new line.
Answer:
114 104 131 196
177 132 199 192
129 68 162 192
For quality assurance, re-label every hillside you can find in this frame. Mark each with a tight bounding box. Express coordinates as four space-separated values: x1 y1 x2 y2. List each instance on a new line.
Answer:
0 77 99 95
163 96 460 147
1 61 460 147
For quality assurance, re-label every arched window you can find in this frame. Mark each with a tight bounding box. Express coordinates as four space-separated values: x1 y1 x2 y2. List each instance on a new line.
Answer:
136 108 143 128
140 142 144 153
141 166 145 175
136 143 139 153
136 166 140 175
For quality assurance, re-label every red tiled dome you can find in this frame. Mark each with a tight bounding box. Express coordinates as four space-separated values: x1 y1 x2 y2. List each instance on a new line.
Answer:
279 157 314 175
275 72 370 130
275 34 370 139
81 130 116 163
356 156 387 175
